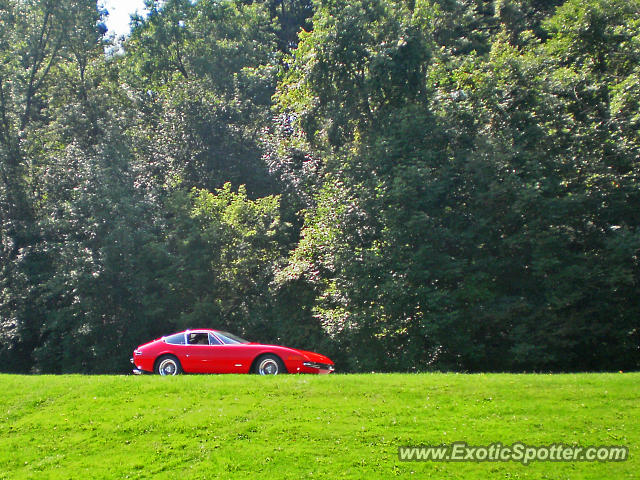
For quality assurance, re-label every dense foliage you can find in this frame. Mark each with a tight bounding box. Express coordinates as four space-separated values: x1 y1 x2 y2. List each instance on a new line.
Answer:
0 0 638 373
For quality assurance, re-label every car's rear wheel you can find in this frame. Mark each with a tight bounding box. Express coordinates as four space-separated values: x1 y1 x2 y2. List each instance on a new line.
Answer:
155 355 182 376
255 354 286 375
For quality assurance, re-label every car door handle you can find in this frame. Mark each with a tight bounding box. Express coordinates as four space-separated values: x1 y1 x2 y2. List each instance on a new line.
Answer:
185 354 190 357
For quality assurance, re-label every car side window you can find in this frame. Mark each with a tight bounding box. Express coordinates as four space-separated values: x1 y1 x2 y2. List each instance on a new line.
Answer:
208 333 222 345
165 333 186 345
188 333 210 345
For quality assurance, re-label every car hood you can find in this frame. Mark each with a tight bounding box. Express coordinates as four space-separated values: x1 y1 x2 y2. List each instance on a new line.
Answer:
250 343 333 365
290 348 334 365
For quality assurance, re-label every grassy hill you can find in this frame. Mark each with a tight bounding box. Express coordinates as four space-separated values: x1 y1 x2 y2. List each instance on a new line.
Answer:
0 373 637 479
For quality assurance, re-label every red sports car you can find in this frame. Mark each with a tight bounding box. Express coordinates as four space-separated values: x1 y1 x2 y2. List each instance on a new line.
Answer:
131 329 335 375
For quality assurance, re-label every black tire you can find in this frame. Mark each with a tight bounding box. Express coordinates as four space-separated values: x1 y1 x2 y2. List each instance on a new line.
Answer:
154 354 183 376
253 354 286 375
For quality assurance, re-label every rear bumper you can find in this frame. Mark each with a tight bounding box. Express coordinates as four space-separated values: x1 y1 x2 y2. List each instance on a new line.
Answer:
131 357 148 375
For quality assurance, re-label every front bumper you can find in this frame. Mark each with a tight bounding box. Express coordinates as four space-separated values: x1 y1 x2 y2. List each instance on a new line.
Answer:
303 361 335 374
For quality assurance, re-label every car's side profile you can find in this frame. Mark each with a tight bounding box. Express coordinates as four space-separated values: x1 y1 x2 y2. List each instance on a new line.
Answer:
131 329 335 375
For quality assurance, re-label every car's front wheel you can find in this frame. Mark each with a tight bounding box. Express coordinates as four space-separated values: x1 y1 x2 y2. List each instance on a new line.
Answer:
154 355 183 376
254 354 286 375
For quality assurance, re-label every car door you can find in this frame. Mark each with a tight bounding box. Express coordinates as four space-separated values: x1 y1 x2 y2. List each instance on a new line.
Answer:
208 332 256 373
197 333 257 373
198 333 241 373
183 332 221 373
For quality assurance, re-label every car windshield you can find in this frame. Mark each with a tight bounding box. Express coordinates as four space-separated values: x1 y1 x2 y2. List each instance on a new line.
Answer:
214 331 250 344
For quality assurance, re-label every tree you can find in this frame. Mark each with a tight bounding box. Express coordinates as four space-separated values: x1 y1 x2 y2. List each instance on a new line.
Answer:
123 0 279 197
0 0 112 371
272 0 640 371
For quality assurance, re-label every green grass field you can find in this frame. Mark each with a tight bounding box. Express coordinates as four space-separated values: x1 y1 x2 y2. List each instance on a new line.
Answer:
0 373 637 479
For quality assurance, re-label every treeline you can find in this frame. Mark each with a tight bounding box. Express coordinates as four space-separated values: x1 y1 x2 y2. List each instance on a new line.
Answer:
0 0 638 373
